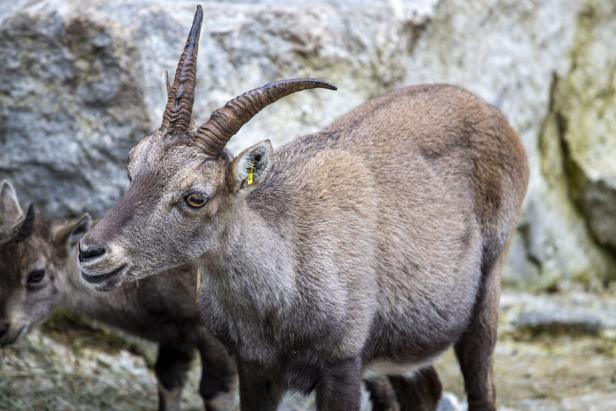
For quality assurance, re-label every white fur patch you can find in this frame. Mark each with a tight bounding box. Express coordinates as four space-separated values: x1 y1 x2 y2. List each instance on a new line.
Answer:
362 353 442 379
236 155 252 181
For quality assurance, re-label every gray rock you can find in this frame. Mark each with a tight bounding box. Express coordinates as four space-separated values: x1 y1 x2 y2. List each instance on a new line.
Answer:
500 291 616 337
437 393 464 411
550 1 616 256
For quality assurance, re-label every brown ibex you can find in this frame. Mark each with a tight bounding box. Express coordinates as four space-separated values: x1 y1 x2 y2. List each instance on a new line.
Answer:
0 180 236 411
79 5 529 411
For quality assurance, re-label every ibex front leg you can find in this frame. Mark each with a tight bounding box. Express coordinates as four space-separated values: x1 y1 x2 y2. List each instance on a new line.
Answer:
316 356 363 411
238 361 285 411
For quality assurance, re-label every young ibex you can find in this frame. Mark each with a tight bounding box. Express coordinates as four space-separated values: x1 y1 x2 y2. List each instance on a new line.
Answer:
0 180 236 411
79 5 529 411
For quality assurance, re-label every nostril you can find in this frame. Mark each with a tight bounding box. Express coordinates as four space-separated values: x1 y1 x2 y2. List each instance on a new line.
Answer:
0 321 9 338
78 243 107 262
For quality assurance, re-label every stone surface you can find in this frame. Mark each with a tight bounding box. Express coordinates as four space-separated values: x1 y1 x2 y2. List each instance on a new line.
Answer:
0 1 615 284
500 291 616 337
548 1 616 256
0 330 168 411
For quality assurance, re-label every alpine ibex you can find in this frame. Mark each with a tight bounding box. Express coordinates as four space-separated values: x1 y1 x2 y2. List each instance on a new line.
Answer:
0 180 236 411
79 5 529 411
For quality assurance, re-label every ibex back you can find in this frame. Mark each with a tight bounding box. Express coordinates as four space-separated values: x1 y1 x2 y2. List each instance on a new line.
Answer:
79 6 529 411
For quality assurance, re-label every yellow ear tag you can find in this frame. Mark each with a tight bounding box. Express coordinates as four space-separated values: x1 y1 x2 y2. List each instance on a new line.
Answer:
246 160 255 186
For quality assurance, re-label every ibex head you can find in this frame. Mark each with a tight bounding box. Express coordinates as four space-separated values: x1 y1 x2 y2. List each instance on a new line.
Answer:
0 180 91 346
78 6 335 290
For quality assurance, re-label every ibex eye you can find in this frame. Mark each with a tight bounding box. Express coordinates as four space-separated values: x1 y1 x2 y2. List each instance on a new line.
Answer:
185 193 208 209
27 269 46 286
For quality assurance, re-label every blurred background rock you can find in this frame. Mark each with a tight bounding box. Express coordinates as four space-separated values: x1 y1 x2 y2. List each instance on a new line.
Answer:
0 0 615 410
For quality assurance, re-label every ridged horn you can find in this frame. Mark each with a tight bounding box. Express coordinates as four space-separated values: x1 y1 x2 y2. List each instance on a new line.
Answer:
161 5 203 131
194 78 337 155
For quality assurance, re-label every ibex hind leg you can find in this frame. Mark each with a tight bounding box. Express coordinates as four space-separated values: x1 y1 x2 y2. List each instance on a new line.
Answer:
365 377 399 411
454 245 504 411
155 344 195 411
388 366 442 411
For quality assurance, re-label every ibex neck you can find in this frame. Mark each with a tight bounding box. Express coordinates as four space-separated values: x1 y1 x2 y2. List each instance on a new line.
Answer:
199 202 297 312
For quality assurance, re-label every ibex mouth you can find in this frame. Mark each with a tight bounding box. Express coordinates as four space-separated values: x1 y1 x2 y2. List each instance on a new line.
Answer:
81 264 127 291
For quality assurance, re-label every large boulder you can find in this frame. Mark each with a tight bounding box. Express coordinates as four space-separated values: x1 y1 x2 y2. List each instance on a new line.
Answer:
553 2 616 255
532 0 616 287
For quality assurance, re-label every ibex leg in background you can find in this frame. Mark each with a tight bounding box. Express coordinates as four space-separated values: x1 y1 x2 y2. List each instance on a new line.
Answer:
365 377 399 411
389 366 443 411
155 344 194 411
197 331 237 411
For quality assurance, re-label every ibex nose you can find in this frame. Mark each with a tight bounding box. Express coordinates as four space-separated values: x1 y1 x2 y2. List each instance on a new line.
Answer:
78 242 107 263
0 321 9 339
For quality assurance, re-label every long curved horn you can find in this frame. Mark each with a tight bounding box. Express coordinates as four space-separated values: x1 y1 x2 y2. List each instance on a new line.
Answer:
194 78 337 156
161 5 203 131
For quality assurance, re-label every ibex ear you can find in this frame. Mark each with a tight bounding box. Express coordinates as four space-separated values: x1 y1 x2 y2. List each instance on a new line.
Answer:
228 140 274 193
53 214 92 255
0 180 24 228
